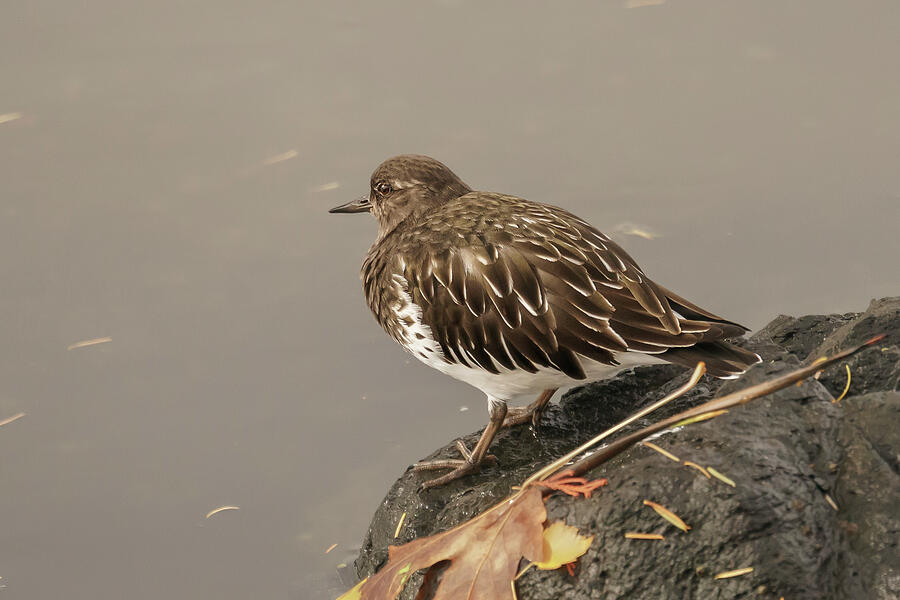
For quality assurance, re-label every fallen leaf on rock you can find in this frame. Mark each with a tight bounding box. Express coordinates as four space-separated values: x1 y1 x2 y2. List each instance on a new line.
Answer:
357 487 546 599
683 461 711 479
625 532 664 540
534 521 593 571
714 566 754 579
393 512 406 538
707 467 736 487
641 441 680 462
643 500 690 532
833 365 852 403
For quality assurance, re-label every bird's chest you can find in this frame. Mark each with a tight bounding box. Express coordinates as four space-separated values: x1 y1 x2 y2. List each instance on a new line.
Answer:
361 247 446 366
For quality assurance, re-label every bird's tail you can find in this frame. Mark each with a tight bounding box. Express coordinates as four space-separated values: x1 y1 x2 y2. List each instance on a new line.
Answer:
660 340 762 379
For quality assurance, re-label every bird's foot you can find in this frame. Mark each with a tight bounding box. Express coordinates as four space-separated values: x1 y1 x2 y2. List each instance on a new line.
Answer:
502 389 556 430
502 405 546 429
412 440 497 489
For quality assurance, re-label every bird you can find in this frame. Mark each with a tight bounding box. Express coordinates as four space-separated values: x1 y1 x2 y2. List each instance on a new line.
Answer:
330 154 760 488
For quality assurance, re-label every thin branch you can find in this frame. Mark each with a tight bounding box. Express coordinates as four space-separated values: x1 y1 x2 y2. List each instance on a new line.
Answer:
563 334 884 478
522 362 706 487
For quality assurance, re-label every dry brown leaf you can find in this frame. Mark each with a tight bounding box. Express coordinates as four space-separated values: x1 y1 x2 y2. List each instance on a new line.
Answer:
358 487 545 599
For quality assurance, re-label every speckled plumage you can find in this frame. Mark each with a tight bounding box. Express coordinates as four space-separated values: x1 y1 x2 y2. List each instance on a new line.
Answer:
354 156 757 395
331 154 760 486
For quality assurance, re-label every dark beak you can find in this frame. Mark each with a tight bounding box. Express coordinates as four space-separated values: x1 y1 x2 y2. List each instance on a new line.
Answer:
329 195 371 214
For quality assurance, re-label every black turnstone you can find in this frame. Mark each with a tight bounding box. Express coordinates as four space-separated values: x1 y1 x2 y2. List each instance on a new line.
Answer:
330 155 760 488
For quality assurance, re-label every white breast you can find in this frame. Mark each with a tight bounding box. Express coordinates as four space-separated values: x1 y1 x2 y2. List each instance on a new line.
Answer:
389 275 663 402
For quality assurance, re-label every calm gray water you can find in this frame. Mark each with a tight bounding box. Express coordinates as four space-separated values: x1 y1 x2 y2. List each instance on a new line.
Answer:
1 1 898 598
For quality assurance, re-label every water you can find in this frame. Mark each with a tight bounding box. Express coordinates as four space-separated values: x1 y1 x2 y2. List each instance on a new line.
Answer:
1 1 898 598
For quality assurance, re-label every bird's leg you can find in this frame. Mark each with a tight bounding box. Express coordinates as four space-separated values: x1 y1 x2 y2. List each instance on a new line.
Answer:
503 388 557 429
413 398 508 489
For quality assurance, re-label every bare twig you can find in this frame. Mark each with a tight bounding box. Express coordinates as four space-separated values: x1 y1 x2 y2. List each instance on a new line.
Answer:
562 335 883 479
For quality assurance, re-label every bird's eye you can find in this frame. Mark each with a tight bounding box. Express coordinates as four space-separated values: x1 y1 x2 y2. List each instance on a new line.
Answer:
375 182 393 195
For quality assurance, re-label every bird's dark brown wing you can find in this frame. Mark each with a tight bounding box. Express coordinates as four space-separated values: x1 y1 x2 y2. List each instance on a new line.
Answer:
393 192 749 377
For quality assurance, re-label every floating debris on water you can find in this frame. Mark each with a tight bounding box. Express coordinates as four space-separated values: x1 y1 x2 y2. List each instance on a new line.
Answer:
0 112 23 125
67 337 112 350
0 412 25 428
262 149 298 165
624 0 667 8
612 222 660 239
311 181 341 192
205 506 240 519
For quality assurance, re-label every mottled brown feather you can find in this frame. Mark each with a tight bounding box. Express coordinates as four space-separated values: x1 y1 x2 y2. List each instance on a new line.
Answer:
362 190 757 380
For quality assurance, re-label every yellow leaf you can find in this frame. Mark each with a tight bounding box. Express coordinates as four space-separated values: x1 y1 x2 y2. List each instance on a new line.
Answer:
714 566 754 580
335 577 367 600
534 521 593 570
642 500 691 532
707 467 736 487
624 532 664 540
833 364 851 403
641 441 680 462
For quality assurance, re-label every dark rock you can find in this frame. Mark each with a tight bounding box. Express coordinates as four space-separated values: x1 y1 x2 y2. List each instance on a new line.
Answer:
355 298 900 599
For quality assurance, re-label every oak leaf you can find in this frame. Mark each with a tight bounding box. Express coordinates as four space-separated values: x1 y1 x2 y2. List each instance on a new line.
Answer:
357 487 546 600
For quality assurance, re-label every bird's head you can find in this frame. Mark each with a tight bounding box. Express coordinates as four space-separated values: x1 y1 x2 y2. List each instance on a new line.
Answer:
329 154 472 237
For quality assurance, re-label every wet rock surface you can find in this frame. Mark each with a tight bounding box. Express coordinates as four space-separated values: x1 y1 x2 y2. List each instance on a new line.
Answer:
355 298 899 599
